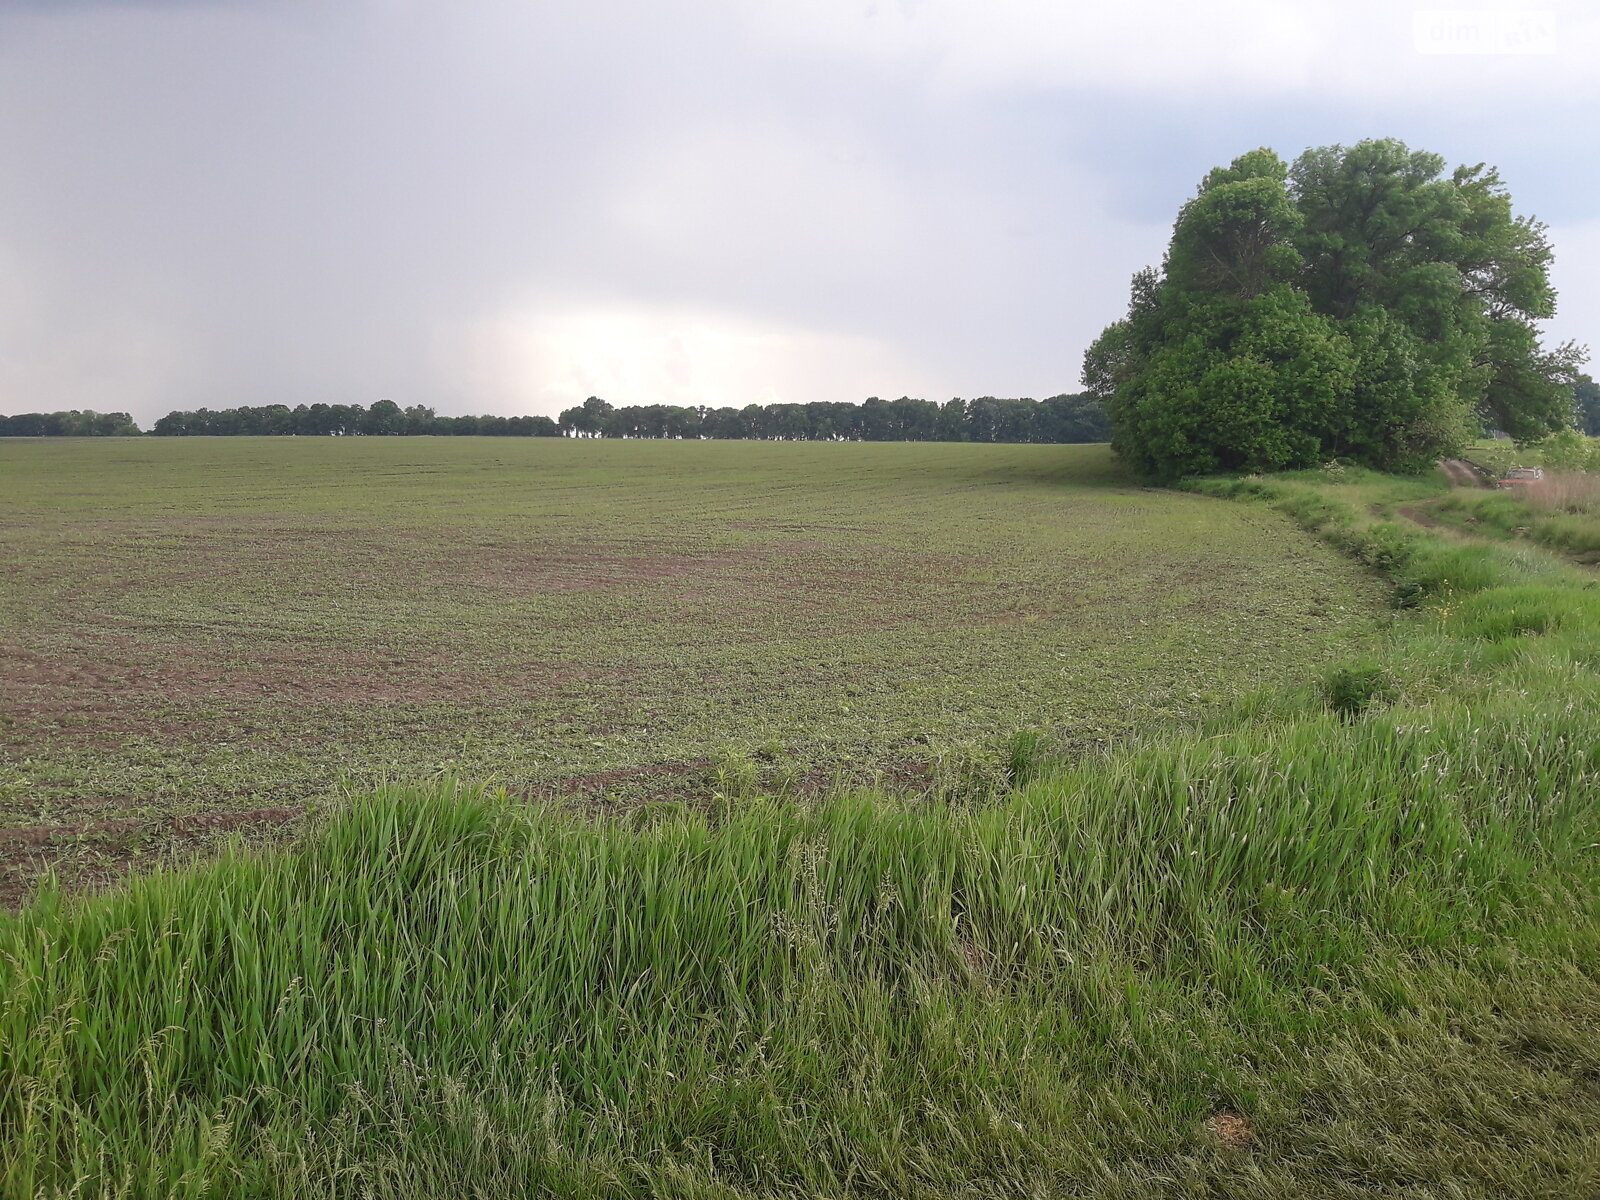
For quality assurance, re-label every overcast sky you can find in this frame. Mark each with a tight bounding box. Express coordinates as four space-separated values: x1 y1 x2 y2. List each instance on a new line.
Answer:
1 0 1597 424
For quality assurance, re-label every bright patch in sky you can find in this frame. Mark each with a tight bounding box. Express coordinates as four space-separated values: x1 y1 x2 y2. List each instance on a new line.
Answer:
444 304 939 415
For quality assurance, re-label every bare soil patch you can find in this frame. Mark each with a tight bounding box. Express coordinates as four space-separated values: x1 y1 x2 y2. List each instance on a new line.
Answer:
1204 1112 1253 1150
0 806 305 908
0 640 530 739
469 548 726 594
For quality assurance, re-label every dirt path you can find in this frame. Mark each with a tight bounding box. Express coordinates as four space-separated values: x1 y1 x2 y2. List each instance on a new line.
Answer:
1396 506 1443 529
1385 460 1483 533
1440 458 1489 488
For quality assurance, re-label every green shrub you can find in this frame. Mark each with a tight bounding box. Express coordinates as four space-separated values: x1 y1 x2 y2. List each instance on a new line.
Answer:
1321 663 1396 720
1535 429 1597 474
1532 513 1600 556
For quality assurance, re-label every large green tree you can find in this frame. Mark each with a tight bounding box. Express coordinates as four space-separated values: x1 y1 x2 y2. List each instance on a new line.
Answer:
1086 139 1585 478
1090 149 1355 478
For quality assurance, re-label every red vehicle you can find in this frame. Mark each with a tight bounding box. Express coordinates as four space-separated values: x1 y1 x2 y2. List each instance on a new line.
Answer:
1497 467 1544 490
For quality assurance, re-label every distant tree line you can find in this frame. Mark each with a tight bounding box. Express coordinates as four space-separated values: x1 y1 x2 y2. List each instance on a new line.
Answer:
16 369 1600 447
4 393 1111 442
149 400 560 437
0 410 140 437
556 393 1110 442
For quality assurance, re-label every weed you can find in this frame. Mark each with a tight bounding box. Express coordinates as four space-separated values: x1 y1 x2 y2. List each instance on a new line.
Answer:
1002 727 1045 785
1321 662 1396 720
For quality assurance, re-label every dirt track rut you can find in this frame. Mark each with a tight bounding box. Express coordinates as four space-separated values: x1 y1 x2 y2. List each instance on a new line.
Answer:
1440 459 1487 488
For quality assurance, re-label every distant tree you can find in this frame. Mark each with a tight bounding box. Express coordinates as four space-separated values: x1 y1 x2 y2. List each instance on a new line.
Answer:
936 399 968 441
858 397 894 441
1 409 140 436
702 406 744 439
289 404 330 435
508 414 560 437
558 396 614 437
1576 373 1600 436
225 404 294 435
1038 394 1110 443
737 403 767 438
361 400 405 436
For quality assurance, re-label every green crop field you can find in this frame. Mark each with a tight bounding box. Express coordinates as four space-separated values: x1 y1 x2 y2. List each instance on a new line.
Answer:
7 441 1600 1198
0 438 1386 897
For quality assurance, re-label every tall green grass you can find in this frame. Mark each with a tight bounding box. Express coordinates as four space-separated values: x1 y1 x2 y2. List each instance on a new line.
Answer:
6 701 1600 1197
1437 484 1600 558
7 467 1600 1196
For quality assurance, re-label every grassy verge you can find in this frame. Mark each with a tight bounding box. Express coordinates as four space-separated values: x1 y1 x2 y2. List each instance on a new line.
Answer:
1434 478 1600 560
1188 467 1600 721
5 466 1600 1196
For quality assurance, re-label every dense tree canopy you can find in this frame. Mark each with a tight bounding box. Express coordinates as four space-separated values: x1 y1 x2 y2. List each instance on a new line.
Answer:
1085 139 1587 479
1576 374 1600 437
0 410 140 436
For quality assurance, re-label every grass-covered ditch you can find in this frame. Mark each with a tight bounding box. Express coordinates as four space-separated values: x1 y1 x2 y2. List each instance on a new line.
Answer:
5 467 1600 1196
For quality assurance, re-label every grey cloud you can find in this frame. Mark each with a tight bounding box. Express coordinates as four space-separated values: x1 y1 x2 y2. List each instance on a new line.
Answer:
0 1 1594 423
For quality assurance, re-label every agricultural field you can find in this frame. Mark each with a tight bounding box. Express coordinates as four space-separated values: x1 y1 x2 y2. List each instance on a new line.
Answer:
0 438 1388 897
6 451 1600 1196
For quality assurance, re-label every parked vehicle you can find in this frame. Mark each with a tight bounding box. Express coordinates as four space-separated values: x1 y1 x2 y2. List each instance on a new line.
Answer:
1497 467 1544 489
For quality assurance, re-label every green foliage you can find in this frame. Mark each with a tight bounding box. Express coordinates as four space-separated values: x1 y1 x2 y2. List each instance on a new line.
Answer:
1535 428 1600 473
152 401 561 437
145 396 1112 444
1165 148 1304 299
1575 373 1600 436
1134 287 1353 479
1001 727 1044 786
0 409 140 437
1336 304 1476 473
1320 662 1396 720
1088 138 1584 479
553 393 1109 443
1099 151 1357 480
1477 316 1586 443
